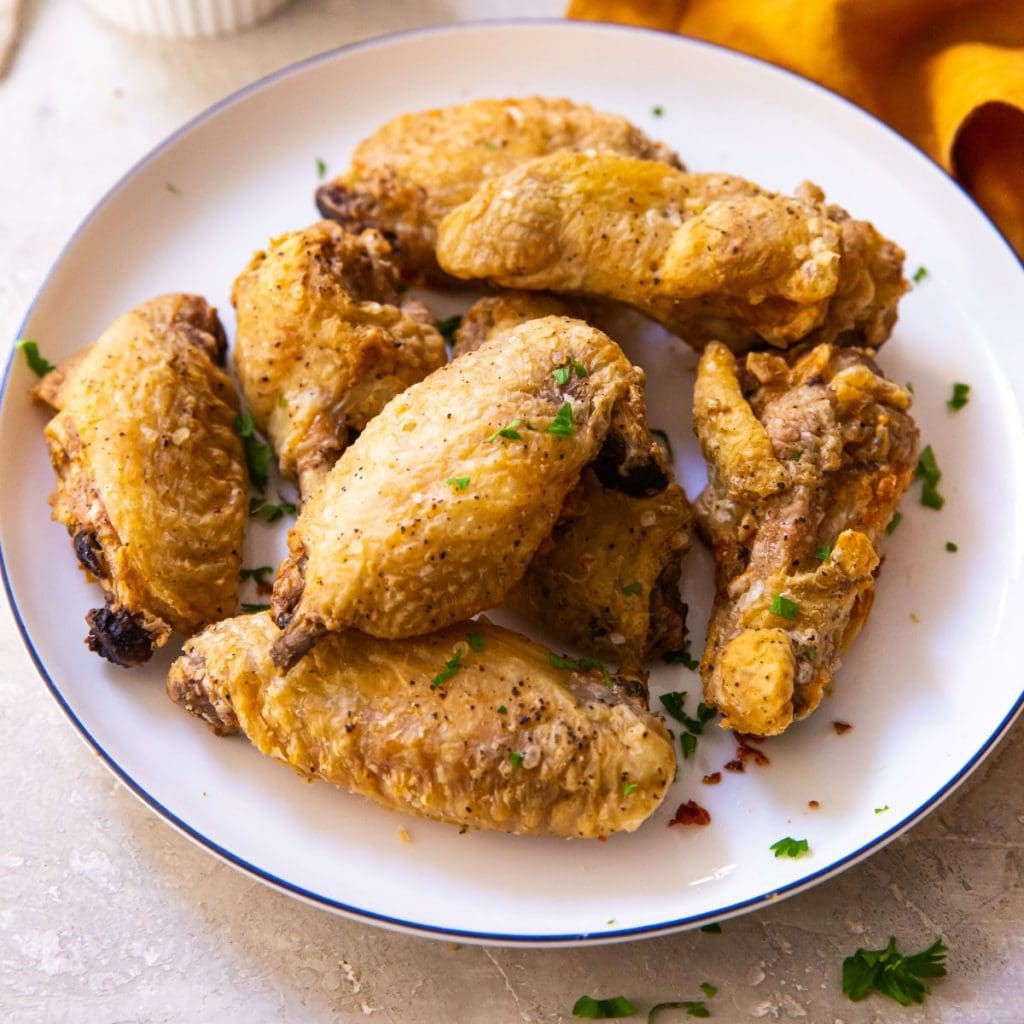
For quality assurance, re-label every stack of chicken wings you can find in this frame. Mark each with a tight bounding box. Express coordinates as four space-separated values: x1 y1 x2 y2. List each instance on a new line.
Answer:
34 97 918 839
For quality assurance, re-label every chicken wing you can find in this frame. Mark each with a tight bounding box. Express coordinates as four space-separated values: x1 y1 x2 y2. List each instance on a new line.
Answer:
436 152 906 352
168 613 675 838
34 295 248 667
694 342 919 735
232 222 446 499
454 292 692 665
316 97 682 279
271 315 667 667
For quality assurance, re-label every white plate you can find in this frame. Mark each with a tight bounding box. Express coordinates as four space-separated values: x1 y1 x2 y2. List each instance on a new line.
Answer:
3 20 1023 947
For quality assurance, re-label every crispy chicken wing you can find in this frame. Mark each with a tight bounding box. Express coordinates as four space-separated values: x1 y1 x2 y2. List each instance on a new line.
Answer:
232 222 446 500
168 614 675 838
436 152 906 352
316 97 682 278
454 292 692 665
271 316 666 667
34 295 247 667
694 342 919 735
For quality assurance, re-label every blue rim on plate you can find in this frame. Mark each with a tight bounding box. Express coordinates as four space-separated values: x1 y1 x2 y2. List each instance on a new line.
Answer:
3 19 1023 946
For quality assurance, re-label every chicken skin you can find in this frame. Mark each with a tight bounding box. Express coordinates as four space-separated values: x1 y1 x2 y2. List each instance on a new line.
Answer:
34 295 247 667
436 152 906 352
232 222 446 500
169 613 675 837
316 97 682 279
694 342 919 735
271 316 667 667
453 292 692 666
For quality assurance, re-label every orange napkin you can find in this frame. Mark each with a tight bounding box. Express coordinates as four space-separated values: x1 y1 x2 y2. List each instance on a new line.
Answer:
568 0 1024 256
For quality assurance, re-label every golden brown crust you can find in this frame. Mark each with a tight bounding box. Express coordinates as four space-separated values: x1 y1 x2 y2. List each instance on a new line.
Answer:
436 152 907 352
168 614 676 838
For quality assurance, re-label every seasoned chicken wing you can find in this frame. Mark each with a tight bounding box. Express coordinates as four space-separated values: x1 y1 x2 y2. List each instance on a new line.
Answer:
694 342 919 735
454 292 692 665
271 316 666 667
316 97 682 278
232 222 446 500
34 295 247 667
436 152 906 352
168 613 676 838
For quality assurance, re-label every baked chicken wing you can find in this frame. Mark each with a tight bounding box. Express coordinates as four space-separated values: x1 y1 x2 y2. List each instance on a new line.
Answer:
316 97 682 278
271 315 667 667
694 342 919 735
436 152 906 352
232 222 446 500
168 613 675 838
34 295 247 667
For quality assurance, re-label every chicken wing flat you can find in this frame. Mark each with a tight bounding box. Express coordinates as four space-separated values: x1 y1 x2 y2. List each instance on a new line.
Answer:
271 315 667 667
436 152 906 352
232 222 446 499
34 295 247 667
454 292 692 665
168 613 675 838
694 342 919 735
316 97 682 279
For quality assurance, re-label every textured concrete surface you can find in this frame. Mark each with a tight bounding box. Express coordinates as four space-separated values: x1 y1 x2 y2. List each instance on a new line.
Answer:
1 2 1022 1021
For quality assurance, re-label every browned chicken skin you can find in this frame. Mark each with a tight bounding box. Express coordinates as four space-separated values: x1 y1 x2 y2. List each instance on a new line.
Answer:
316 97 682 279
168 613 676 838
232 222 446 500
694 342 919 735
34 295 248 667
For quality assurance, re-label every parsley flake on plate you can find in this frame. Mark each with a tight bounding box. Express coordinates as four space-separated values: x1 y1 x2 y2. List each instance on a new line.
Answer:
315 157 327 179
233 408 273 490
915 444 945 509
842 936 947 1007
659 692 715 759
770 594 799 620
239 602 270 614
912 265 928 283
945 541 958 552
436 315 462 348
546 401 575 437
651 104 664 117
15 339 54 378
573 995 637 1019
249 494 296 523
699 983 717 999
770 836 810 858
885 510 902 535
947 382 970 411
874 804 890 814
662 647 699 670
239 565 273 584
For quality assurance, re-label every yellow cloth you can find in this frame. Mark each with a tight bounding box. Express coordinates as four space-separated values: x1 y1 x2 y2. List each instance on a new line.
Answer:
568 0 1024 256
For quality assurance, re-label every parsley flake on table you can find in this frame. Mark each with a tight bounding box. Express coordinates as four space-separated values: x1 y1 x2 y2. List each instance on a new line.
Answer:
622 581 642 596
430 648 464 689
912 265 928 283
885 510 903 535
842 936 947 1007
239 565 274 584
662 647 700 670
699 983 718 999
436 314 462 348
770 836 810 858
648 1001 709 1020
315 157 327 179
15 339 54 378
770 594 799 619
947 382 970 410
446 475 471 490
546 401 575 437
915 444 945 509
239 602 270 614
573 994 637 1019
467 630 485 652
249 494 297 523
233 408 273 490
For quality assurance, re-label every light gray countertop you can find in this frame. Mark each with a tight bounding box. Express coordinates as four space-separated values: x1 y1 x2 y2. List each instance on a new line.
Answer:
1 2 1021 1021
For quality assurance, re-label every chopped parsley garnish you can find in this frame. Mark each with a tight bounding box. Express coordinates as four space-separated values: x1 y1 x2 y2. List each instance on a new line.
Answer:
239 602 270 614
623 781 638 797
800 644 818 659
945 541 958 552
912 265 928 283
573 995 637 1019
651 104 664 117
233 408 272 490
315 157 327 179
814 543 832 561
467 631 485 652
663 647 700 670
550 653 606 672
436 315 462 348
770 836 810 858
680 733 697 759
551 360 587 387
885 511 903 535
509 751 524 770
915 445 945 509
546 401 575 437
699 983 717 999
790 447 804 460
648 1002 708 1020
842 937 947 1006
947 382 970 411
249 495 296 523
15 339 54 378
497 705 508 715
446 475 470 490
770 594 799 620
239 565 273 584
487 418 526 442
700 923 722 934
430 648 464 689
651 428 674 461
875 804 890 814
622 581 642 596
659 691 715 758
